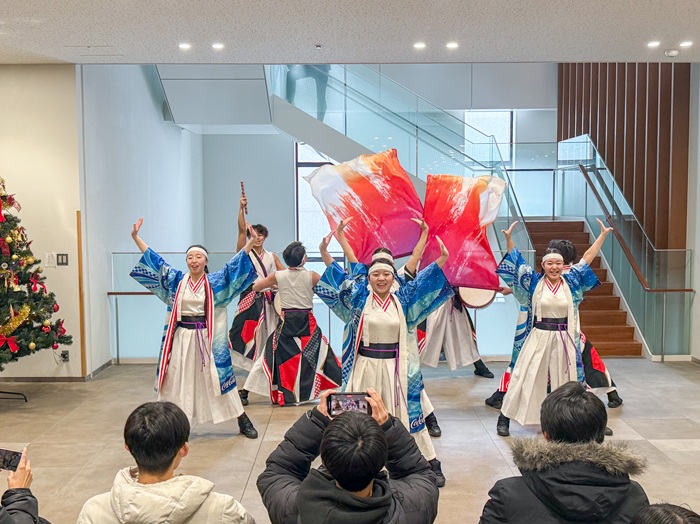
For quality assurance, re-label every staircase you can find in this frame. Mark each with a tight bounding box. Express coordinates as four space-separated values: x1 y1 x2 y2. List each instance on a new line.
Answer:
527 220 642 357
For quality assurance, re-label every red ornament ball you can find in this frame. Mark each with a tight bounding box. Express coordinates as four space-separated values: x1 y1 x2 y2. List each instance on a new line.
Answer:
41 326 51 333
52 343 59 350
53 304 60 313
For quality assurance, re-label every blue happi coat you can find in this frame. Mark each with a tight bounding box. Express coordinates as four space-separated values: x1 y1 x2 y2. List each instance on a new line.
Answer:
130 248 257 395
314 260 452 433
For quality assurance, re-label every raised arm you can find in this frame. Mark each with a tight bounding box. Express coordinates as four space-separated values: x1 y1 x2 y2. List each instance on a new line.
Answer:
131 218 148 253
405 218 429 275
272 252 285 271
502 221 518 253
435 236 449 268
582 218 613 266
319 231 335 267
336 217 358 264
253 273 278 292
236 193 247 251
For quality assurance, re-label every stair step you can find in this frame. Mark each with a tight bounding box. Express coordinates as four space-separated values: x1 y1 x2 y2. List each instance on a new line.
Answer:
527 221 584 233
580 296 620 310
583 326 635 341
580 310 628 325
530 232 591 245
593 268 608 280
587 281 613 295
592 341 643 357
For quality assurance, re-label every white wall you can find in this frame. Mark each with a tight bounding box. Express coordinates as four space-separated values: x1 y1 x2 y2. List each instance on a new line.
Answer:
80 65 204 373
688 64 700 360
202 134 296 255
0 65 83 378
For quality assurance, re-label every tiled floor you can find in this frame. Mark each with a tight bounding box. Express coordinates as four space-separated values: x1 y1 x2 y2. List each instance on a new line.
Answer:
2 358 700 523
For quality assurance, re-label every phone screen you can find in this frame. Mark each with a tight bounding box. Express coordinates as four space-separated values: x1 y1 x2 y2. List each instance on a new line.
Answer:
327 393 372 417
0 448 22 472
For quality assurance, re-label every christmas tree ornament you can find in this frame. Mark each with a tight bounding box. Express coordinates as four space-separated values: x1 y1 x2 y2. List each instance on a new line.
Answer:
51 343 59 350
36 266 43 273
11 254 17 261
28 342 36 350
41 326 51 333
42 319 50 327
53 303 60 313
26 256 34 265
4 236 12 244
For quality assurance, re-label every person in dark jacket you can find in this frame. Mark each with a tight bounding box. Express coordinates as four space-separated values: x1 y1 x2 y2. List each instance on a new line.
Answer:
480 381 649 524
0 448 50 524
631 503 700 524
257 388 439 524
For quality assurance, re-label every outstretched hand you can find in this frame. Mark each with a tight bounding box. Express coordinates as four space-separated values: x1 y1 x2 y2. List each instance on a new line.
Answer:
7 448 32 489
502 221 518 238
596 218 613 236
337 217 353 234
131 218 143 239
365 388 389 426
244 223 259 253
317 389 337 419
436 236 449 267
410 217 429 233
319 231 333 251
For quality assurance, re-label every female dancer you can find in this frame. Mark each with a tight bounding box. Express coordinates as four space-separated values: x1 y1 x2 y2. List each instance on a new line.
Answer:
495 219 611 436
228 190 284 406
129 218 258 438
316 232 452 486
248 241 342 406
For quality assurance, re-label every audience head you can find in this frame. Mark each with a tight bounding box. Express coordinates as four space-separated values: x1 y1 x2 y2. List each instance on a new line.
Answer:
320 411 388 492
631 504 700 524
548 239 577 266
124 401 190 475
283 241 306 267
541 381 607 444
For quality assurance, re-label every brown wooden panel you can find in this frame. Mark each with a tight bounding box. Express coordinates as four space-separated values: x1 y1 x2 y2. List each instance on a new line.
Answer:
633 63 647 221
568 63 576 139
589 64 599 144
669 63 691 248
614 63 626 188
597 64 608 155
644 63 659 244
605 63 616 165
582 63 591 135
623 64 636 204
557 63 565 141
656 62 672 248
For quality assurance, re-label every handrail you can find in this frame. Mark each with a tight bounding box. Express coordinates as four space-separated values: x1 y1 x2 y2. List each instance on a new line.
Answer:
578 164 693 293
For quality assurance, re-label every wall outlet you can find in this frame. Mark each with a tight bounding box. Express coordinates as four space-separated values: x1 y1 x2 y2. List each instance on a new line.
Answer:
60 350 69 362
57 253 69 266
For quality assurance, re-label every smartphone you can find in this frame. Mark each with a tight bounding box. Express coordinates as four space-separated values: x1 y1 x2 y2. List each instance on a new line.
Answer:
327 392 372 417
0 448 22 472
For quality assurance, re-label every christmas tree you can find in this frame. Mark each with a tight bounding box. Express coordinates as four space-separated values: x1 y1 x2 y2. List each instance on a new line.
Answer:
0 176 71 371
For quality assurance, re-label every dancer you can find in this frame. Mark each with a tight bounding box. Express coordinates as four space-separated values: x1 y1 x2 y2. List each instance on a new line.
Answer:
486 239 623 412
316 231 453 486
495 219 611 437
248 241 342 406
228 190 284 406
129 218 258 438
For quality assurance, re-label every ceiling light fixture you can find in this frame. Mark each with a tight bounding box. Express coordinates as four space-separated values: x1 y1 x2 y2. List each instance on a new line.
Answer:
446 42 459 49
212 43 224 50
178 43 191 50
647 41 660 47
680 41 693 47
413 42 426 49
665 49 680 57
315 44 323 50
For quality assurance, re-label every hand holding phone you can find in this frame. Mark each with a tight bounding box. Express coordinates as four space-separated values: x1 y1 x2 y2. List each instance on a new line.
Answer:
326 392 372 417
0 448 22 472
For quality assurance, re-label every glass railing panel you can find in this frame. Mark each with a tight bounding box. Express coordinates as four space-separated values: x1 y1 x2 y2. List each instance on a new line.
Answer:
508 170 555 218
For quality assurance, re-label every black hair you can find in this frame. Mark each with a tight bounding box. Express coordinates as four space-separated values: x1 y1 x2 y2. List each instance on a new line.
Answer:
282 241 306 267
540 381 607 444
372 247 393 257
186 244 209 273
124 401 190 475
320 411 388 492
547 239 577 266
631 504 700 524
368 257 396 272
246 224 269 239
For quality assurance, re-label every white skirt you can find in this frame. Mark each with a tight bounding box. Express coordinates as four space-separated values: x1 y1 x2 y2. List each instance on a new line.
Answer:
347 354 436 460
423 302 480 370
159 327 244 425
501 327 577 426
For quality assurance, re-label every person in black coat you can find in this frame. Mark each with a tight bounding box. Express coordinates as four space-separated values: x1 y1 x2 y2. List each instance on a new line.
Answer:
0 448 50 524
480 381 649 524
257 388 439 524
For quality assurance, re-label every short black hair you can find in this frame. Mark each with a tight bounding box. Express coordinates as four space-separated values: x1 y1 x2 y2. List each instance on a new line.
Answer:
541 381 607 444
124 401 190 475
320 411 388 492
631 504 700 524
548 239 577 265
282 241 306 267
246 224 269 239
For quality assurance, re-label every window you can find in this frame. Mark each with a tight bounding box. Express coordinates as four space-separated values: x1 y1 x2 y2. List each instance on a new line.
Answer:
464 110 513 164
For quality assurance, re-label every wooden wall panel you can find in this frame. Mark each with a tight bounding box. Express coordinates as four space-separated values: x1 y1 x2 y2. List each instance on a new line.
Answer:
557 61 691 249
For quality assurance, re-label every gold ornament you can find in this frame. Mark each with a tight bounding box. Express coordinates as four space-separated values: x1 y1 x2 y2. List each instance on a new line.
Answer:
28 342 36 350
5 236 12 244
26 257 35 265
0 304 31 336
36 266 43 273
42 319 51 327
12 285 20 292
11 254 18 261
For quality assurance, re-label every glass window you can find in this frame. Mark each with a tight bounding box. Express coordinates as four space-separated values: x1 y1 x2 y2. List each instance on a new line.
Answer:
464 110 513 164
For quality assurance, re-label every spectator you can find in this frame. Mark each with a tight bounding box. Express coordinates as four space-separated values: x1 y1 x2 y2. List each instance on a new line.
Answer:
480 381 649 523
631 503 700 524
0 448 50 524
77 401 254 524
257 388 439 524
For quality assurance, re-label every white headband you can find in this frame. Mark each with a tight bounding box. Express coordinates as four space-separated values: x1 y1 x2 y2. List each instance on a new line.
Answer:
372 251 394 263
186 246 208 259
369 262 395 275
542 252 563 263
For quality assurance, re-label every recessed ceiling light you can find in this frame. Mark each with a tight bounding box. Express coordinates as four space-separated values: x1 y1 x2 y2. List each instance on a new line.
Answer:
413 42 426 49
446 42 459 49
178 43 191 50
680 41 693 47
647 41 660 47
665 49 680 57
212 43 224 50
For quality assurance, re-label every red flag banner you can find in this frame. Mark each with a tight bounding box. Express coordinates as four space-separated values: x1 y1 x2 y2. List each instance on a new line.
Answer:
421 174 506 289
304 149 424 263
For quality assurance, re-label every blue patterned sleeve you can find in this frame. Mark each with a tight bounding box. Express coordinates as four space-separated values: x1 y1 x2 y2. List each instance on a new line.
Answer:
314 261 366 323
129 248 182 305
496 247 535 307
395 263 454 328
565 260 601 301
209 249 257 307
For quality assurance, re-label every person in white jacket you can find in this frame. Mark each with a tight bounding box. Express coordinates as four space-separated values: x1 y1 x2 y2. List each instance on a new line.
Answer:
77 401 254 524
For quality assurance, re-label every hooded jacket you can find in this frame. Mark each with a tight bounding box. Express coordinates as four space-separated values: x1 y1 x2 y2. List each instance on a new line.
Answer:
0 488 49 524
77 467 254 524
480 437 649 524
257 408 438 524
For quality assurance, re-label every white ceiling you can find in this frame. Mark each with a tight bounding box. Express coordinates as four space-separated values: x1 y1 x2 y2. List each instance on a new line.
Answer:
1 1 698 64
